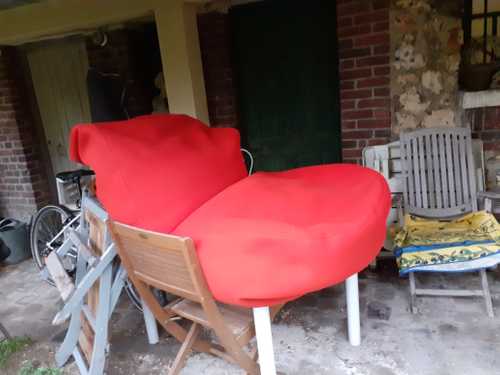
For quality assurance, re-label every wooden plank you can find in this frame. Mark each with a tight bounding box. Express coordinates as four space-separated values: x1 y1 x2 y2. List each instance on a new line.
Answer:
444 132 456 207
452 133 463 205
432 133 443 209
418 135 428 208
425 135 435 208
401 139 412 208
412 137 422 208
415 288 483 297
438 132 449 208
46 252 75 302
459 133 470 207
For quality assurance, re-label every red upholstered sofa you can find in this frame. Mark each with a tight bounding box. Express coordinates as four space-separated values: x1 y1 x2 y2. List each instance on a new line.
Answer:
70 114 391 307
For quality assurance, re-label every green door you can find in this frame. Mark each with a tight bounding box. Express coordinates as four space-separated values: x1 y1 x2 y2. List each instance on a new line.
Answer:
231 0 341 172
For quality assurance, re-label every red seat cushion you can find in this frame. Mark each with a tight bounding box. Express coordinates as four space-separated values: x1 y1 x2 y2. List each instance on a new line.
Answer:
70 114 247 232
174 164 391 306
70 115 391 307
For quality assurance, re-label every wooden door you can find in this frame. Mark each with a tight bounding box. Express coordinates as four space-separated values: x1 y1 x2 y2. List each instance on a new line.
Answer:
231 0 341 171
26 37 91 175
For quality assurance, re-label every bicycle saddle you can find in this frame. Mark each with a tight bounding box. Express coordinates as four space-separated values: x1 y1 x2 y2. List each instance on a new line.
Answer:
56 169 95 182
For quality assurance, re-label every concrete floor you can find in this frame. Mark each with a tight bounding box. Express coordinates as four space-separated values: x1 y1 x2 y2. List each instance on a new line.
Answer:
2 259 500 375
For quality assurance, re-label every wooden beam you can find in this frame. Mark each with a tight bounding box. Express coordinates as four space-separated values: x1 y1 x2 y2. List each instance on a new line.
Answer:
155 1 209 123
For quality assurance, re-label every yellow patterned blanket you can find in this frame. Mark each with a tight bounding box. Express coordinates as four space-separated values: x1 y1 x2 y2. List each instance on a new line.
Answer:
395 211 500 274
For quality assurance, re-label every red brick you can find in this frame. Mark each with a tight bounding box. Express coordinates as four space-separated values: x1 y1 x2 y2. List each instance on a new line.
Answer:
374 66 390 75
339 38 354 50
339 47 371 59
342 130 373 139
341 89 372 100
373 0 390 9
357 77 390 88
337 24 372 38
340 68 372 80
356 55 390 67
354 10 389 25
341 100 356 111
354 33 389 47
337 2 371 17
341 81 355 90
342 120 357 130
340 59 355 71
358 98 391 109
368 138 389 146
343 148 363 158
374 87 390 97
342 140 358 149
374 44 390 54
375 129 391 138
338 17 353 28
342 109 373 120
358 119 390 129
373 110 391 119
373 21 390 32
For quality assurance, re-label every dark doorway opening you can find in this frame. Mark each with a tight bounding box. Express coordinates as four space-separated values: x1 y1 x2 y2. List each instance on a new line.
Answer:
231 0 341 172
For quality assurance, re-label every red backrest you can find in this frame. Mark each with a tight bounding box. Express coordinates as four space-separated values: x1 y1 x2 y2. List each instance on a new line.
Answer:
70 114 247 232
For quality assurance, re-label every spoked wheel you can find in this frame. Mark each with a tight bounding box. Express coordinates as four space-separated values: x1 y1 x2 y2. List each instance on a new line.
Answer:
30 205 78 286
124 280 168 312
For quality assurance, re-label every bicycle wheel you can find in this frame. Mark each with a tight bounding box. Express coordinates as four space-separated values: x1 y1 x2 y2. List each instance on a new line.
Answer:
124 281 168 312
30 205 77 285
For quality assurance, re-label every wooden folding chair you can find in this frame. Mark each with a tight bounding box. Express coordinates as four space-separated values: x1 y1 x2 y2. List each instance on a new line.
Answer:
108 221 282 375
0 322 10 340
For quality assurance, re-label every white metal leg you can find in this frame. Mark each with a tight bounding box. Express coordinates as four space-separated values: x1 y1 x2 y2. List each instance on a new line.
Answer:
345 273 361 346
142 300 159 345
253 307 277 375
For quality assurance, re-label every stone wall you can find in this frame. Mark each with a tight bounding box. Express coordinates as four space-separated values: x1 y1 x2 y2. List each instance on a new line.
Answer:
390 0 463 134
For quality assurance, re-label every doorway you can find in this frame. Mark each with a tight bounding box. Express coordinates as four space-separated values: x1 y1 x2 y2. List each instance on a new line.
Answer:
231 0 341 172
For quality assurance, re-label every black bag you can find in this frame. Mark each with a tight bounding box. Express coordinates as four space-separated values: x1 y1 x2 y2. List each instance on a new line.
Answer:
0 218 30 265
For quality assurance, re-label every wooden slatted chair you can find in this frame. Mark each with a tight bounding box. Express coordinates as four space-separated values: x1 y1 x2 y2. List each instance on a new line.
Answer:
108 221 282 375
0 322 10 340
399 127 500 316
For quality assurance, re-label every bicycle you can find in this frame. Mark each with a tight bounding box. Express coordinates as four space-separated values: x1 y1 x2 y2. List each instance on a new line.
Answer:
30 169 144 310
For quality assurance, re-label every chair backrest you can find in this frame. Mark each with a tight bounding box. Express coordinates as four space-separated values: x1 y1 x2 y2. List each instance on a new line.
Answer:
70 114 248 234
109 221 211 304
400 127 478 218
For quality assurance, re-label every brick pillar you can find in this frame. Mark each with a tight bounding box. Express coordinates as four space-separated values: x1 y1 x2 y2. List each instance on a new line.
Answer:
198 12 238 128
0 47 50 221
337 0 392 164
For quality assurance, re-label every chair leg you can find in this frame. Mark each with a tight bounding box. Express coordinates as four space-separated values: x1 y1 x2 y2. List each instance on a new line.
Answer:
253 307 277 375
0 322 10 340
141 298 159 345
480 269 494 318
168 322 200 375
345 273 361 346
409 272 417 314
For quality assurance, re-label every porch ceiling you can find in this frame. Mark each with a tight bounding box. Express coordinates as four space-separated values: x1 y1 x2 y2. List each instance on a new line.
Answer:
0 0 40 10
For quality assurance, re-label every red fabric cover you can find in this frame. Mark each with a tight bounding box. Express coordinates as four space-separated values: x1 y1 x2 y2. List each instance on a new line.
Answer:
70 115 391 307
70 114 248 232
174 164 390 306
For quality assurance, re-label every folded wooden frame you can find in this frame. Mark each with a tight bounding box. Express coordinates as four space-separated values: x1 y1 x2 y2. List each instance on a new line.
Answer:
108 220 282 375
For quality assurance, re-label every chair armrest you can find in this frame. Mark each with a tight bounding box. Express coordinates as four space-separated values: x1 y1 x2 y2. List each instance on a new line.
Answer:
478 190 500 213
394 194 405 227
478 191 500 200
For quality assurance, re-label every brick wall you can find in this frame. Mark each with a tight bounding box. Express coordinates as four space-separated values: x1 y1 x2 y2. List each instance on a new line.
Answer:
337 0 391 164
198 12 238 128
468 107 500 156
0 47 50 221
